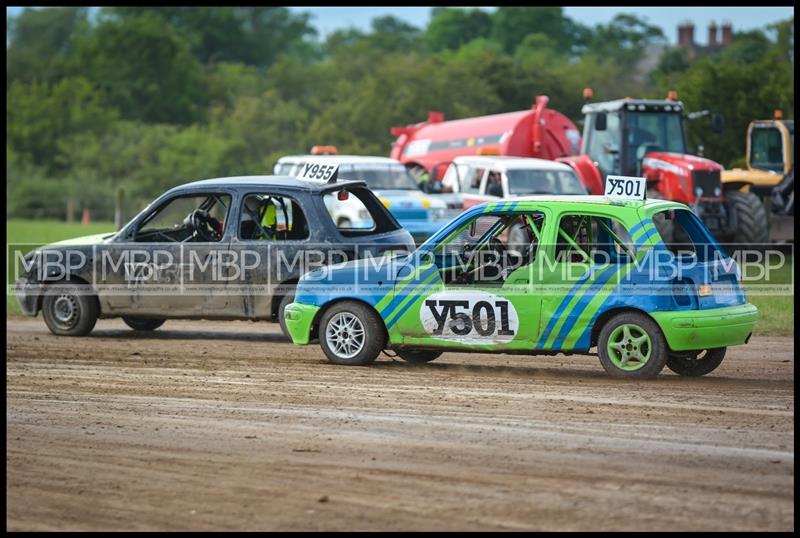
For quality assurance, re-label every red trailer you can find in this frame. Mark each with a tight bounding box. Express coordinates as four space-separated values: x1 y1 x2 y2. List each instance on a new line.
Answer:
390 95 604 194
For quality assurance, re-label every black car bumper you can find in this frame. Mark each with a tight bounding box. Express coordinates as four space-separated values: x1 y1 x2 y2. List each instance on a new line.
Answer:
15 277 41 316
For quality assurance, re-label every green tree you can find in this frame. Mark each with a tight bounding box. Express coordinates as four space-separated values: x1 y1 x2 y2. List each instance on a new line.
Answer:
6 76 118 173
490 7 571 55
424 8 492 52
106 7 317 67
588 14 666 67
71 11 208 124
6 7 90 85
667 51 794 166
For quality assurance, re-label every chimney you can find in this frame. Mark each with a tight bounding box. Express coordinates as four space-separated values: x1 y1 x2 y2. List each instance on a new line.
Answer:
677 22 693 48
721 22 733 47
708 21 718 48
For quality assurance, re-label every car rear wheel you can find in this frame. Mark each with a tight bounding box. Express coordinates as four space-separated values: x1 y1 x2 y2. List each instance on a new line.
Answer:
666 347 726 377
42 282 99 336
319 301 386 366
597 312 667 379
396 349 442 364
122 317 166 331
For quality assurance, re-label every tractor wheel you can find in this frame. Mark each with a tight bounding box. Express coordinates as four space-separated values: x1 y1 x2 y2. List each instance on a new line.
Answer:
647 190 674 244
724 190 769 246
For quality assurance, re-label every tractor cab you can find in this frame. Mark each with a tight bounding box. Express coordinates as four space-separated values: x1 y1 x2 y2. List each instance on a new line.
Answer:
747 117 794 175
577 93 769 246
581 98 690 179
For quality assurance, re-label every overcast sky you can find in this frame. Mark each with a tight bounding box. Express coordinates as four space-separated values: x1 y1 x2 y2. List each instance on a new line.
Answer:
6 6 795 44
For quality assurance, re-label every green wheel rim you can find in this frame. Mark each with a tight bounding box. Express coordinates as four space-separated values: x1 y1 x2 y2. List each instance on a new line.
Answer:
607 323 652 371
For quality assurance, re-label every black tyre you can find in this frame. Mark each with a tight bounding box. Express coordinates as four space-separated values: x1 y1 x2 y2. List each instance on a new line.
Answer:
42 282 99 336
277 294 294 339
122 317 166 331
396 349 442 364
666 348 726 377
597 311 668 379
724 189 769 245
647 190 674 244
319 301 386 366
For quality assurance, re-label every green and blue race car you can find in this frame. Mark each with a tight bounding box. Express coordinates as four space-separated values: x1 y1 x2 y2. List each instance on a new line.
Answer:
284 184 758 379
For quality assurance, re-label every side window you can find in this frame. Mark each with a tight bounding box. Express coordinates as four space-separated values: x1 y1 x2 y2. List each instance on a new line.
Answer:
437 215 502 256
137 193 230 243
555 214 635 263
437 212 545 285
239 194 309 241
485 170 504 197
462 167 486 194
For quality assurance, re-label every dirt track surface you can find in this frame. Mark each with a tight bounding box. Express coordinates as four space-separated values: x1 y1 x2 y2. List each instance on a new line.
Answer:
6 318 794 531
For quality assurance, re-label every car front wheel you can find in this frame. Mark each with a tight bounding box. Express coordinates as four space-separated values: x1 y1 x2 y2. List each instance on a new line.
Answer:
597 312 667 379
319 301 386 366
42 282 99 336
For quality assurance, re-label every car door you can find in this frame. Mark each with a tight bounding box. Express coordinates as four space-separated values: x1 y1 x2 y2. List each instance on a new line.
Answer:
535 211 637 352
230 191 313 319
113 191 233 316
389 211 544 352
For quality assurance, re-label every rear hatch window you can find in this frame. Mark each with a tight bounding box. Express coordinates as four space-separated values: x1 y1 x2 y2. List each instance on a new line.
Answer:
650 208 744 309
321 185 401 237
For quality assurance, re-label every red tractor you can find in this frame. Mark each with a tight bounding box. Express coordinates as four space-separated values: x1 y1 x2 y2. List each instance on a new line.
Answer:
390 95 604 196
578 92 768 243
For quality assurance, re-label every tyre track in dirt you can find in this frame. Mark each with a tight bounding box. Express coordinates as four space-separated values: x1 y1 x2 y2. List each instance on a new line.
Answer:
6 319 794 531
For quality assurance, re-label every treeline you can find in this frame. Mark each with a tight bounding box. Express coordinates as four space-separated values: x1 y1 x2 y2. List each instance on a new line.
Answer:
6 7 794 220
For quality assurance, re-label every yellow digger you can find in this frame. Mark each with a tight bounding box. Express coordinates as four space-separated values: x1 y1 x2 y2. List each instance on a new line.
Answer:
721 111 794 242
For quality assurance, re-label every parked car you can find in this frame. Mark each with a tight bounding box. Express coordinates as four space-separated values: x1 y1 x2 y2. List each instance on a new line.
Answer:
284 179 757 379
274 154 457 244
15 175 415 338
441 156 587 209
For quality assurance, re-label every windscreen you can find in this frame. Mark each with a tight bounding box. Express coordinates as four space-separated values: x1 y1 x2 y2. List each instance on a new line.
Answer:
750 127 785 172
338 164 419 190
506 169 586 195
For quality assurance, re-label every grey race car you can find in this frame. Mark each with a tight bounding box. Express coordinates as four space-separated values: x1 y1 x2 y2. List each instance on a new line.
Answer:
14 175 415 337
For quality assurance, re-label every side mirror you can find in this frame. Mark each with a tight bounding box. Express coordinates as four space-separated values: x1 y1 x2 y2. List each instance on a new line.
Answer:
595 112 607 131
428 180 443 194
711 113 724 134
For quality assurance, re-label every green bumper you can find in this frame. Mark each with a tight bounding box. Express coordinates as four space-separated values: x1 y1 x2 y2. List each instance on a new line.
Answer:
283 302 321 345
651 303 758 352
